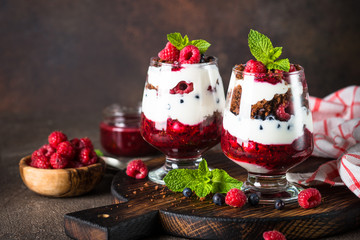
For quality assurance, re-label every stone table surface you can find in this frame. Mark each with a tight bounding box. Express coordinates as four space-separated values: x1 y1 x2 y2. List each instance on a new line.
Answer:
1 113 360 240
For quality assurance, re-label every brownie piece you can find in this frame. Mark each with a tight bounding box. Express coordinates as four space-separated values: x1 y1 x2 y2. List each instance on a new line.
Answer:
230 84 242 115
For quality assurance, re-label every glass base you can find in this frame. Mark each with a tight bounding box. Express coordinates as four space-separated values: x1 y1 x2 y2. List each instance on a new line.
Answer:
148 157 202 185
241 173 304 204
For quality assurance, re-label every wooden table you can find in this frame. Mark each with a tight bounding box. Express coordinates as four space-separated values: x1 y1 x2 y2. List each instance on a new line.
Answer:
1 112 360 239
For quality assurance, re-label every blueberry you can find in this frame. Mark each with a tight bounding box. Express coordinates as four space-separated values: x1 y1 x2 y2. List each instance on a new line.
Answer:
287 125 291 130
180 99 184 104
259 125 263 130
212 193 225 206
248 193 260 206
216 98 220 104
275 199 285 210
195 94 200 99
167 104 171 110
200 54 206 63
200 57 206 63
277 124 281 128
266 116 275 121
182 188 192 198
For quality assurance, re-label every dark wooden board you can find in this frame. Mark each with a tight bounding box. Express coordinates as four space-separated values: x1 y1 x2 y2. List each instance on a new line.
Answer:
64 150 360 240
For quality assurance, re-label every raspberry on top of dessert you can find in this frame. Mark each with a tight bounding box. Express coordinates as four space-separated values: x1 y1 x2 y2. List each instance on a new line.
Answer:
142 32 225 127
141 33 225 159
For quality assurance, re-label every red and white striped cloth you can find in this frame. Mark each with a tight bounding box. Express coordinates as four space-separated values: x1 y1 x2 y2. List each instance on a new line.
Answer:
287 86 360 198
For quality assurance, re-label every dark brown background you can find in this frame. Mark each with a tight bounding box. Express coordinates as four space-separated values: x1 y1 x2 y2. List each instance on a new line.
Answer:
1 1 360 239
1 0 359 117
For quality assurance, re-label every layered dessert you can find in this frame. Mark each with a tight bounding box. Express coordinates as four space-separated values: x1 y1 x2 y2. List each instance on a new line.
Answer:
141 33 225 159
221 30 313 175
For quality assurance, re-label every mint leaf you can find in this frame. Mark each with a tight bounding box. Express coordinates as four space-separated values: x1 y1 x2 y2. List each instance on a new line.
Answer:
167 32 184 50
267 58 290 72
95 149 104 157
182 35 190 47
190 39 211 54
248 29 290 71
211 169 242 193
198 158 210 176
193 182 212 198
164 159 243 198
166 32 211 53
248 29 273 64
269 47 282 61
164 169 198 192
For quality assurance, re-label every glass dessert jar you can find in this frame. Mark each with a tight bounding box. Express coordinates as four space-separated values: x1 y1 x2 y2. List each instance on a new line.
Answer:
100 104 158 157
140 57 225 184
221 64 314 203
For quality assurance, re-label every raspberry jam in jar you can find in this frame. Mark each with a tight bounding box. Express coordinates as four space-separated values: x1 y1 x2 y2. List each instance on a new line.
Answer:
100 104 158 157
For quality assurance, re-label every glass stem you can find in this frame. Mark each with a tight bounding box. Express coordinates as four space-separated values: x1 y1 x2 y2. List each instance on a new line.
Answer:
246 173 289 192
148 157 202 185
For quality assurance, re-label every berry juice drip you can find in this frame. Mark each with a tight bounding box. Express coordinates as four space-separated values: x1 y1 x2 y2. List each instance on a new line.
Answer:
221 128 313 175
141 112 222 159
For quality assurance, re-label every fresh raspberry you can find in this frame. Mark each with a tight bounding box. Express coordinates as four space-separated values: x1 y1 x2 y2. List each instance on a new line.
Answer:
179 45 201 64
263 230 286 240
158 42 180 62
78 148 98 165
57 141 75 159
31 154 51 169
50 152 69 169
79 137 94 150
169 81 194 94
244 59 267 73
126 159 148 179
256 75 282 85
289 64 297 72
38 144 55 157
67 160 85 168
276 103 291 121
31 150 44 161
48 131 67 148
70 138 81 151
225 188 247 208
298 188 322 209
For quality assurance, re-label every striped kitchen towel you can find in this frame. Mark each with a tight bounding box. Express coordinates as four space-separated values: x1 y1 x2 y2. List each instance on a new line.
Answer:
287 86 360 198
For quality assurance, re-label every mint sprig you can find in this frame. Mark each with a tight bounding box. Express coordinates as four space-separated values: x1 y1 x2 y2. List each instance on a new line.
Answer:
163 159 242 198
248 29 290 71
94 149 104 157
167 32 211 54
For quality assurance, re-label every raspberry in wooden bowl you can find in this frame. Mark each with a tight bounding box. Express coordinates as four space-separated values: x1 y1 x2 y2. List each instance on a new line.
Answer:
19 155 105 197
18 131 106 197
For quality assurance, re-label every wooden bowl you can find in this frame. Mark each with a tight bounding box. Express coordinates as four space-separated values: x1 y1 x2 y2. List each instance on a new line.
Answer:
19 156 106 197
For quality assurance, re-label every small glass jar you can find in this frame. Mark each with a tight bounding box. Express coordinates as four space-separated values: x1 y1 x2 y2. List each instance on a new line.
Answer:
100 104 158 157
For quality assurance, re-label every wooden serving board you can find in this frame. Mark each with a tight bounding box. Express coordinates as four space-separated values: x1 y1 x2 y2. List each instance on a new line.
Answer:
64 151 360 240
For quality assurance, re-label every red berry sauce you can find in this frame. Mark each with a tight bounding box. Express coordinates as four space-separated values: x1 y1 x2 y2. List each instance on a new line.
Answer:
100 104 158 157
141 112 222 159
100 122 158 157
221 127 313 175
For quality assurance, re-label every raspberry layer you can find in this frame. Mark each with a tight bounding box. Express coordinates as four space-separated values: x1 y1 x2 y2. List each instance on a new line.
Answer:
221 127 313 174
141 113 222 159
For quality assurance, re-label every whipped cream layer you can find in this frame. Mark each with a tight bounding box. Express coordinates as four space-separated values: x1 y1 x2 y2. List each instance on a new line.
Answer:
223 72 313 145
142 63 225 126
